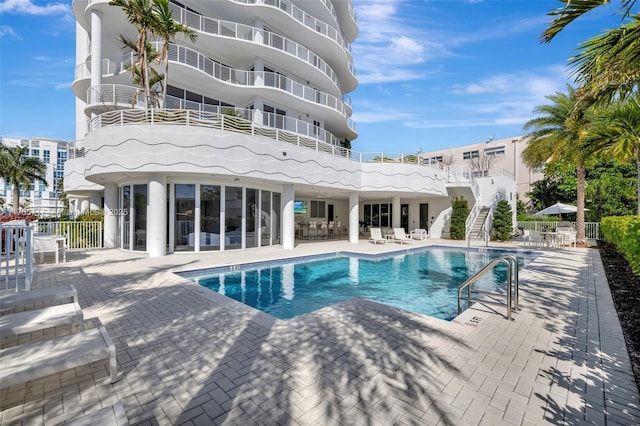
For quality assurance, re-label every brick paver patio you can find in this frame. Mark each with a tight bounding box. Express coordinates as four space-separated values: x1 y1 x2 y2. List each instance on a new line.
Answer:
1 240 639 425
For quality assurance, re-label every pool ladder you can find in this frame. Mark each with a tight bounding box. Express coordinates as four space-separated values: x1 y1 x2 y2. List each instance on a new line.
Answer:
457 255 519 320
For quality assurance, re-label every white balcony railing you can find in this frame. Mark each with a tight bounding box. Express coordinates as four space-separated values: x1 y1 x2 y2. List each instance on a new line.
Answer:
169 3 351 87
74 59 118 81
164 96 342 146
85 109 471 175
157 42 349 117
230 0 352 55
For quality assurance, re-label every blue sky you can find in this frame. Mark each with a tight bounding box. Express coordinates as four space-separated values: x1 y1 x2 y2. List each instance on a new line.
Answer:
0 0 626 153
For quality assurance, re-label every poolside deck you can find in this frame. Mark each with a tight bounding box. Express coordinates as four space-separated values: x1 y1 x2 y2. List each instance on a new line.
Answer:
1 239 639 425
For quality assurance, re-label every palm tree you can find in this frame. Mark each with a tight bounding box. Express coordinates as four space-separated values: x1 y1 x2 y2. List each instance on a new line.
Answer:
569 14 640 105
0 146 48 212
522 86 594 245
151 0 197 108
541 0 638 43
586 98 640 214
110 0 156 109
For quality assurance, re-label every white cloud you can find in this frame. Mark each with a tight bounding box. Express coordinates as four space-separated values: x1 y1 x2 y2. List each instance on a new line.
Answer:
0 24 19 39
0 0 69 15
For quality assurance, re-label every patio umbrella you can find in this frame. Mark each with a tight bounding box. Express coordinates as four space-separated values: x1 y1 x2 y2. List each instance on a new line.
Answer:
534 202 587 216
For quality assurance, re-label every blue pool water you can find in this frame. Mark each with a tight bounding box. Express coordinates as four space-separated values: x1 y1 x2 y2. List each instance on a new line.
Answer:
181 247 536 321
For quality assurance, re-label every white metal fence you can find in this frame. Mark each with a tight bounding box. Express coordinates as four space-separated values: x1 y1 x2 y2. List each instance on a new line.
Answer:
1 224 33 293
35 221 103 250
517 221 602 240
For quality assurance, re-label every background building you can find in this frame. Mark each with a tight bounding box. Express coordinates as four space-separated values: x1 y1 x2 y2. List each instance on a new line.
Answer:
0 136 70 216
419 136 544 207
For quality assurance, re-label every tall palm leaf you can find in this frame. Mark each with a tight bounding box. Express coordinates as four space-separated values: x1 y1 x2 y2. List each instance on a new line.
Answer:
0 146 48 211
541 0 638 43
151 0 197 108
586 98 640 214
522 86 593 244
569 14 640 104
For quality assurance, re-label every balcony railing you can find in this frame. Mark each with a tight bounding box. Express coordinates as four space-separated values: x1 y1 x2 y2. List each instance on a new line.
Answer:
84 109 473 178
155 42 350 117
164 97 342 146
230 0 352 55
169 3 350 87
75 59 118 81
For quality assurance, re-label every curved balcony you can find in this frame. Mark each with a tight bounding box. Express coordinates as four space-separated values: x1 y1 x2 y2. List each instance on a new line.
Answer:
86 84 146 113
163 96 343 146
229 0 351 55
159 42 352 119
169 3 351 93
85 84 350 145
85 109 433 168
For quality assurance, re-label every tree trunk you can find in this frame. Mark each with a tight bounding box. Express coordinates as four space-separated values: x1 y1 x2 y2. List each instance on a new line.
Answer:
12 187 20 212
576 163 587 245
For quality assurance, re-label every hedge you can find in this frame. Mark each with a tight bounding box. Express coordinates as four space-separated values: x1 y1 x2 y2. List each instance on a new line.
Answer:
600 216 640 275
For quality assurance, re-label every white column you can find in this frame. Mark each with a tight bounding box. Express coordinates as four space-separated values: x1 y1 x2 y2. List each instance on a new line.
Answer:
90 10 103 88
349 192 359 243
147 175 167 257
392 196 401 228
103 184 118 248
282 184 295 249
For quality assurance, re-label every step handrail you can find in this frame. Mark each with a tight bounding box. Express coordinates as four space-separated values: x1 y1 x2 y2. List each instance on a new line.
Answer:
457 255 519 320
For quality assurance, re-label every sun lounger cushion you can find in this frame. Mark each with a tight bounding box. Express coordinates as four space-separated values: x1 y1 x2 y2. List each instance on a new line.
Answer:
0 326 117 388
0 284 77 314
62 401 129 426
0 302 84 337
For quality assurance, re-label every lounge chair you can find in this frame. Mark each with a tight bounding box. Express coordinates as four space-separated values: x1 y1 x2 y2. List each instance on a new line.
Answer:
368 228 386 244
0 325 118 388
0 302 84 337
0 284 77 314
393 228 413 244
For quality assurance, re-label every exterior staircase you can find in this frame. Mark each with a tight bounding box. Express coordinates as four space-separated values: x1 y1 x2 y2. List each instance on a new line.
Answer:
468 207 491 240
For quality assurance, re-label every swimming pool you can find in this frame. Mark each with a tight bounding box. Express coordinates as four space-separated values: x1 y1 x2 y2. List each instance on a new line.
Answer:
180 247 537 321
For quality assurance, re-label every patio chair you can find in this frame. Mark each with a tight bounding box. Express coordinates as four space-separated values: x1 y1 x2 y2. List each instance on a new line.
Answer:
393 228 413 244
368 228 386 244
529 230 544 248
410 229 428 240
558 231 577 250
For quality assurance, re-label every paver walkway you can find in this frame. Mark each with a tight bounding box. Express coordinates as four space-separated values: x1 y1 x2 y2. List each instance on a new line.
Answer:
1 241 639 425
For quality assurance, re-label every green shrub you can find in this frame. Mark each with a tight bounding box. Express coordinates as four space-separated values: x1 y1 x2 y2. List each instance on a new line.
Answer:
492 200 513 241
601 216 640 275
450 197 469 240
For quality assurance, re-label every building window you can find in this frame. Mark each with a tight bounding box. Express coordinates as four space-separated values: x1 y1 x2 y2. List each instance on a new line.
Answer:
31 149 39 157
429 156 443 164
310 200 325 218
484 146 505 157
463 150 479 160
43 150 50 163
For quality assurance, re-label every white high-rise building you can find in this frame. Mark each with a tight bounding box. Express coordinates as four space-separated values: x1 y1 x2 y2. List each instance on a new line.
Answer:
66 0 515 256
1 136 70 216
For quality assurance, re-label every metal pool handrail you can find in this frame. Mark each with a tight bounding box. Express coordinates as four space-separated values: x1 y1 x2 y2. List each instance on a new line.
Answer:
457 255 519 320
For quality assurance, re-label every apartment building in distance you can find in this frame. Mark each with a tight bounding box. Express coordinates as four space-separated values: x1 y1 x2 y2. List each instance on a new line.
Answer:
0 136 70 216
65 0 515 256
419 136 544 206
